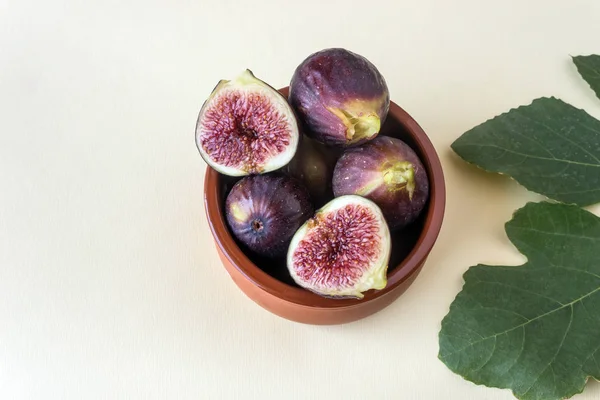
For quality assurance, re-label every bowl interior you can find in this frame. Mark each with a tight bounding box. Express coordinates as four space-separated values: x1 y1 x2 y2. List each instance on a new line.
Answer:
205 88 445 308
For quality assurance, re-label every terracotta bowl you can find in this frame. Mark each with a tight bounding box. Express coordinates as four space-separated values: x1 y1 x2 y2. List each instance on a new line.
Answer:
204 87 446 325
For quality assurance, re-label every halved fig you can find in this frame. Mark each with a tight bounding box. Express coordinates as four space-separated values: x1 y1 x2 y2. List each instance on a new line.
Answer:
287 195 391 299
195 69 300 176
225 173 313 258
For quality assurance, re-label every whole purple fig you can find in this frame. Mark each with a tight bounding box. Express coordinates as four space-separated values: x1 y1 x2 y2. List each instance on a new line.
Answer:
283 135 340 206
289 48 390 147
332 136 429 230
225 173 313 258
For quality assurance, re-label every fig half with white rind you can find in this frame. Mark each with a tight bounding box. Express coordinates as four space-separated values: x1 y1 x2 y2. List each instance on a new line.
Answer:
225 173 313 258
289 48 390 147
287 195 391 299
195 69 300 176
332 135 429 231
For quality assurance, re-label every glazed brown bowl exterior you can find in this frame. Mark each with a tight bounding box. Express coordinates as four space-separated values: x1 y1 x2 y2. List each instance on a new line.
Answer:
204 87 446 325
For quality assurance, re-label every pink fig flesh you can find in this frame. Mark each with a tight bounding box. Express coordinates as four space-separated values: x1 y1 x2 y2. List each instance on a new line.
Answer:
196 70 299 176
287 195 391 299
225 174 313 258
289 48 390 147
332 136 429 230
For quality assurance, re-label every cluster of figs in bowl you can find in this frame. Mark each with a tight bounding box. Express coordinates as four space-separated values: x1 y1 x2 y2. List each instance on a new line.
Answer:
198 48 445 325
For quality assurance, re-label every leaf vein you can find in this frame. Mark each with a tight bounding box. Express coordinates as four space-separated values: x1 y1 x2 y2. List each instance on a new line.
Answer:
441 286 600 359
510 226 600 242
474 280 564 306
458 143 600 168
517 112 600 164
521 304 574 397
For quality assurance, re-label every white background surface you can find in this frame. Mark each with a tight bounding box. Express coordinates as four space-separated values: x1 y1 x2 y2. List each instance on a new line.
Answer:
2 0 600 399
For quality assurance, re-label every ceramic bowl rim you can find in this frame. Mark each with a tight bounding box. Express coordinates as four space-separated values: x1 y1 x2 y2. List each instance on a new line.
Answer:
203 87 446 309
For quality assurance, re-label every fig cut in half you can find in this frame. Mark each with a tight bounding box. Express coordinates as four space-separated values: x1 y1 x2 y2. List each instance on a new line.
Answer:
195 69 300 176
286 195 391 299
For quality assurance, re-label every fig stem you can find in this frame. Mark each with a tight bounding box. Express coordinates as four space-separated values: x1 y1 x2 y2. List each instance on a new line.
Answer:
383 162 415 200
334 109 380 143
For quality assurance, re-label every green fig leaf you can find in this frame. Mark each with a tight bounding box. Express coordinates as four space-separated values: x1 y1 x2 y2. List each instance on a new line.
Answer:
451 97 600 206
439 202 600 400
573 55 600 101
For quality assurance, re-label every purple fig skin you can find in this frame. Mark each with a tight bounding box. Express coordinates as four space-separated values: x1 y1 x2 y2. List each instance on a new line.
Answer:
332 136 429 231
283 135 340 206
289 48 390 147
225 174 314 258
